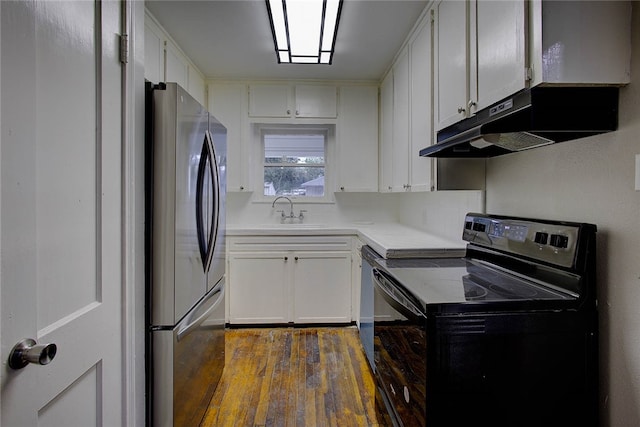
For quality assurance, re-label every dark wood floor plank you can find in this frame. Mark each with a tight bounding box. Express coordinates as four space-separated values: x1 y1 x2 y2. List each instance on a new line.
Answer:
201 326 389 427
295 330 307 426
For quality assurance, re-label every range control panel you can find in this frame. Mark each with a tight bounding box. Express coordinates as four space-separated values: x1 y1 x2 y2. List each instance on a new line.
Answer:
462 213 581 268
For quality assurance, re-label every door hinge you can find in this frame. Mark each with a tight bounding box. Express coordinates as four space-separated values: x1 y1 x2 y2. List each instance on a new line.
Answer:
525 67 533 82
119 34 129 64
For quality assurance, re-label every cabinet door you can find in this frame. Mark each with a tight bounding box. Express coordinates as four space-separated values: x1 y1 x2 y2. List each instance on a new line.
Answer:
379 72 394 193
475 0 526 111
187 67 206 106
165 40 188 89
208 83 250 192
530 1 631 86
248 84 291 117
228 252 289 324
352 240 363 327
392 47 410 192
336 86 378 192
409 18 434 192
144 20 164 84
434 0 468 130
293 252 352 323
295 85 337 118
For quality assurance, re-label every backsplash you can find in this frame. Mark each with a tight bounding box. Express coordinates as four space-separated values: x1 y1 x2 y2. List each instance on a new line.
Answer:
227 190 484 242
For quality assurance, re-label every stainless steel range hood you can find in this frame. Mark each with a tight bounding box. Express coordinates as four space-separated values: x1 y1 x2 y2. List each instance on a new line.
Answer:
420 87 619 158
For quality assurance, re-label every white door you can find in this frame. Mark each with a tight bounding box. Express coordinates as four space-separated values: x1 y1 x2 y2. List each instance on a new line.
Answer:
434 0 469 130
391 47 409 193
228 252 289 324
293 252 352 324
1 1 124 426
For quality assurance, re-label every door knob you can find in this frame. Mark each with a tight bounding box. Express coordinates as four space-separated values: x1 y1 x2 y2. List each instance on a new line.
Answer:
8 338 57 370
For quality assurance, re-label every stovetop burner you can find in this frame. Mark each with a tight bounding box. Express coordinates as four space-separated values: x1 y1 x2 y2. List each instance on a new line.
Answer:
462 278 489 300
464 266 544 300
487 282 540 298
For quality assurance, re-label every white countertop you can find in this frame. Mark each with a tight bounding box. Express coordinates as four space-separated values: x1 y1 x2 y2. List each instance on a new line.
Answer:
226 222 466 259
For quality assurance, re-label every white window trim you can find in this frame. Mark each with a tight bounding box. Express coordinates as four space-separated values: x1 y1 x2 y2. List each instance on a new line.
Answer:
252 123 336 204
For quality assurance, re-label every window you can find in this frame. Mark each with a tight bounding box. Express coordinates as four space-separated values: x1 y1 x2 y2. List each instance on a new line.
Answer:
259 126 331 200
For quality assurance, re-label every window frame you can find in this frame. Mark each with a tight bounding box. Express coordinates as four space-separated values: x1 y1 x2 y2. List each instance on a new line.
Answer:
252 123 335 204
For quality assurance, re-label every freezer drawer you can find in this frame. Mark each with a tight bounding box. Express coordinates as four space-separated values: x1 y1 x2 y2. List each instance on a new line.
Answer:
151 280 225 427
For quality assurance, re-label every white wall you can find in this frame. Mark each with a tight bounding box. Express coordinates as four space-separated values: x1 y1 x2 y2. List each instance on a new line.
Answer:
484 5 639 427
397 190 485 242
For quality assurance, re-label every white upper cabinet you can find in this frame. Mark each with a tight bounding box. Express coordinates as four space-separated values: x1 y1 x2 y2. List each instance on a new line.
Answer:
212 81 378 194
248 84 291 117
187 69 206 105
434 0 469 131
248 84 337 118
408 17 434 192
295 85 338 118
529 0 631 86
433 0 631 131
144 19 164 84
144 10 207 104
379 72 394 193
476 0 526 111
379 14 433 193
336 86 379 192
208 83 251 192
434 0 526 131
165 40 189 90
391 47 410 192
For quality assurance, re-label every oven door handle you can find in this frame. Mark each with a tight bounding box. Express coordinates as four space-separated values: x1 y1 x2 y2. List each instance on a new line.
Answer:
373 268 427 322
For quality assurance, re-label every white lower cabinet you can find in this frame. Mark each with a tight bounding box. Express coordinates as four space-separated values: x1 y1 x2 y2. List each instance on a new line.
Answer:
227 236 353 325
228 252 289 324
292 252 351 323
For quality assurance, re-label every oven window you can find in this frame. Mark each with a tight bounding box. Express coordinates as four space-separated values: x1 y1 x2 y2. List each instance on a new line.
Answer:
373 283 427 426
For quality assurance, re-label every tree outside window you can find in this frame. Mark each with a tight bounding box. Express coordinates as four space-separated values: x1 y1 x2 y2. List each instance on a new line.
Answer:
263 132 325 197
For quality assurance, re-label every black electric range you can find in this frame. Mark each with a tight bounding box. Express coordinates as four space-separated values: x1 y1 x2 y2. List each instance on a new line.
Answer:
371 213 598 427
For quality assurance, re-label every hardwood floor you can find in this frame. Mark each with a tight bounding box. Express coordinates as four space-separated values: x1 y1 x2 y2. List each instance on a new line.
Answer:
201 327 390 427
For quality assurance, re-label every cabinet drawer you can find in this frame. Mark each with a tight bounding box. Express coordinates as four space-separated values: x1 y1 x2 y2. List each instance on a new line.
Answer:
228 235 353 252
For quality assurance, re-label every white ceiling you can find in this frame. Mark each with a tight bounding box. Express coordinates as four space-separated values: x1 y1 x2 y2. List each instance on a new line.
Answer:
145 0 429 82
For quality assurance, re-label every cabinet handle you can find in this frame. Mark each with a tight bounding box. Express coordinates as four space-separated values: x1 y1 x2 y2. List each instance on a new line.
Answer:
457 107 466 114
468 100 476 109
295 256 299 261
239 186 244 191
340 186 345 191
284 256 288 261
295 110 299 116
286 109 291 115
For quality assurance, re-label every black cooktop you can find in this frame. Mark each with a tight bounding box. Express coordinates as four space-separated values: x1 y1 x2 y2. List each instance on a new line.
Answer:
376 257 573 310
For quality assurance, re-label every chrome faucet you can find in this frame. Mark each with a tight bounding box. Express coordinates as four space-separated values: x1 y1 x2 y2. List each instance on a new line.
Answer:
271 196 305 223
272 196 294 222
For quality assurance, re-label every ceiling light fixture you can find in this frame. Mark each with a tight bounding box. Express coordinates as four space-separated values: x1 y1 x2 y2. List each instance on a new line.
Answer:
266 0 343 64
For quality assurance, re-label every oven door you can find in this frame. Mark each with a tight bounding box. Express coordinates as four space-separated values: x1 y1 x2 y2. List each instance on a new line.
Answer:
373 268 427 427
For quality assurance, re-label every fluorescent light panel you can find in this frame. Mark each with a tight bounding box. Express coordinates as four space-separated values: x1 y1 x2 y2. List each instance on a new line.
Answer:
266 0 343 65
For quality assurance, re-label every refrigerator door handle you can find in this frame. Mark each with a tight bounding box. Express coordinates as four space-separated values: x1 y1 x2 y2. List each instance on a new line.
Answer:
204 129 220 273
195 131 217 272
176 281 225 342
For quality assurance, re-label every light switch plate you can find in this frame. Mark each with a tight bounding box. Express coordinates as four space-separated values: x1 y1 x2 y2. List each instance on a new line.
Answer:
636 154 640 191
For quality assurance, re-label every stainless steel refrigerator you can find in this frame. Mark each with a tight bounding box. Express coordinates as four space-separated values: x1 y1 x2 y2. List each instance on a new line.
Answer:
146 82 226 427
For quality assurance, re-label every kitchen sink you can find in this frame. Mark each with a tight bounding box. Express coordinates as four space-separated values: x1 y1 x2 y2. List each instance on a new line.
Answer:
259 223 327 228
